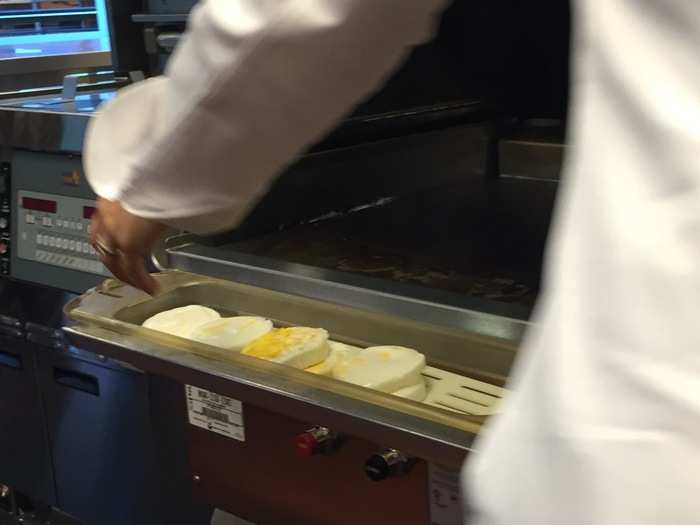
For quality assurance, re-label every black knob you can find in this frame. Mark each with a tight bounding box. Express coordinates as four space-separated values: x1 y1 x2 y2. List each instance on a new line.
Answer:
364 449 413 481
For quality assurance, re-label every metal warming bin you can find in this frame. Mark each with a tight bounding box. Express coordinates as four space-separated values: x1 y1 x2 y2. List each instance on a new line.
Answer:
64 262 526 525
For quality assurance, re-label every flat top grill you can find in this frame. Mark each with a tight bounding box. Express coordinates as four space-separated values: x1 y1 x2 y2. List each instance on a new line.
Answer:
217 176 556 315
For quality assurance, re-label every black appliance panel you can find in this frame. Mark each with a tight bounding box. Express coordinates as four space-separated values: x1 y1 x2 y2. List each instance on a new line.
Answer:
35 348 158 525
0 337 56 506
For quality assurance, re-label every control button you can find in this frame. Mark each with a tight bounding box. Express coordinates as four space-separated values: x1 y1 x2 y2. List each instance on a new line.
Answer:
0 217 8 229
82 242 90 254
364 449 414 482
87 222 92 234
57 255 67 265
57 219 63 228
36 234 43 246
0 243 8 255
61 239 68 250
69 240 76 251
295 427 338 457
42 217 52 227
77 222 84 231
48 237 56 247
21 232 27 241
89 245 97 256
26 214 35 224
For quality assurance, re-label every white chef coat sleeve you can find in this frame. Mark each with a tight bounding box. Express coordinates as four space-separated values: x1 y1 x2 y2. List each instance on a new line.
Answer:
84 0 449 234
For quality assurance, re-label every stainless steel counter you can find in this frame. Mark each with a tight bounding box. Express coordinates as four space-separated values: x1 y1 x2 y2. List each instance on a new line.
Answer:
0 90 115 153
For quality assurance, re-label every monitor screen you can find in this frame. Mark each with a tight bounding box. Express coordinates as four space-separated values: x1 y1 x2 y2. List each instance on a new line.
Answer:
0 0 111 73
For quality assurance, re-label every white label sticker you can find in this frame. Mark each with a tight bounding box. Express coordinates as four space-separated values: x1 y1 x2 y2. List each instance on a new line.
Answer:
429 463 463 525
186 385 245 442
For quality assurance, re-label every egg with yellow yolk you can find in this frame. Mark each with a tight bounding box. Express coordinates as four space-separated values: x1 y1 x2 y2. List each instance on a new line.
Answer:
190 316 273 352
332 345 426 393
241 327 330 369
306 342 360 376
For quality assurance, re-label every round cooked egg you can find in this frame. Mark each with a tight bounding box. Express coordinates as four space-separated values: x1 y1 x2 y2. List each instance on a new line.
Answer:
393 381 427 402
306 341 360 376
190 316 273 352
241 327 330 369
142 305 220 339
333 345 426 393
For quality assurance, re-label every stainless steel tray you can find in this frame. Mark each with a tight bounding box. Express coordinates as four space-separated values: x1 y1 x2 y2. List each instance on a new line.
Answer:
65 271 525 465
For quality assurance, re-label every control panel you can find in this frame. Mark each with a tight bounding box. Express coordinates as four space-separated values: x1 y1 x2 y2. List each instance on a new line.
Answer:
16 190 108 277
11 151 108 293
0 163 10 276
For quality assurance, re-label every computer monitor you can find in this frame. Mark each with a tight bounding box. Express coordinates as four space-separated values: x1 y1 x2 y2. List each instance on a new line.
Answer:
0 0 112 76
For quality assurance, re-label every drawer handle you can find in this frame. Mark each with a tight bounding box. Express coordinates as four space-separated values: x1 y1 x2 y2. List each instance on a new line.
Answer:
0 350 21 370
53 368 99 396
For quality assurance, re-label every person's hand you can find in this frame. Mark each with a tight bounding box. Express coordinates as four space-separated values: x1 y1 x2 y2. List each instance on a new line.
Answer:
90 198 168 295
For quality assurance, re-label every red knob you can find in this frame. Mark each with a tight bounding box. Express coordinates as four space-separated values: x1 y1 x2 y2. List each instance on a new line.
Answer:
295 432 319 457
295 427 334 457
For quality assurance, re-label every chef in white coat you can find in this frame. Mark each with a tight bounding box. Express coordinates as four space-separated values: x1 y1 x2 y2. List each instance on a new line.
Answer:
86 1 700 523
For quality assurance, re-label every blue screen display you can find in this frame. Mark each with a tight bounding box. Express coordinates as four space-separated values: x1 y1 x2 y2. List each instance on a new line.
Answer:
0 1 111 60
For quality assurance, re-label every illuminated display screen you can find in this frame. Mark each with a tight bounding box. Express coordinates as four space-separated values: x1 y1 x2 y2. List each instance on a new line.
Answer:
23 196 57 213
82 205 95 219
0 1 111 61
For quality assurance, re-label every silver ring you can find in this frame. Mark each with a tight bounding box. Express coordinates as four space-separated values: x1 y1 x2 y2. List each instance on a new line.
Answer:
93 236 116 257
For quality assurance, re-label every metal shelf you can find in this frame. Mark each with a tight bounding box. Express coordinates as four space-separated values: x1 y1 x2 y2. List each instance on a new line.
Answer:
131 13 188 24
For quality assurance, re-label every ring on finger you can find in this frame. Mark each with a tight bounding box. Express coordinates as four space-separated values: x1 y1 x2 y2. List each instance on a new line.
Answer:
93 235 117 257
